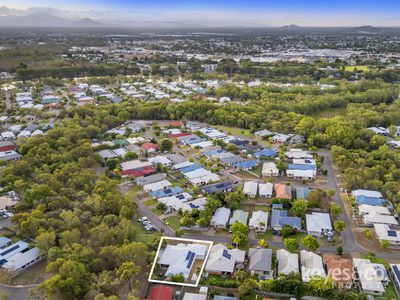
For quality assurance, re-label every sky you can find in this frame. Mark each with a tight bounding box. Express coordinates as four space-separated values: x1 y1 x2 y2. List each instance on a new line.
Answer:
1 0 400 27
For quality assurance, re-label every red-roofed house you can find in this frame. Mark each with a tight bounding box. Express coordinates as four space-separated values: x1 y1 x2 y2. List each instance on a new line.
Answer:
0 141 16 152
169 132 191 139
145 285 174 300
168 121 183 128
141 142 158 153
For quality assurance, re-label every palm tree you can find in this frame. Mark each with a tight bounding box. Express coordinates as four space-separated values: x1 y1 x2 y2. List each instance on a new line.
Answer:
258 239 268 248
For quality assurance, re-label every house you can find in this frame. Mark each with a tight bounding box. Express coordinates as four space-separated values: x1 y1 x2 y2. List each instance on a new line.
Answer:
229 210 249 226
243 182 258 198
248 248 273 277
121 160 153 172
374 223 400 246
136 174 166 186
157 193 193 211
352 190 383 199
285 149 313 159
158 243 208 280
143 180 172 193
2 247 43 277
274 183 292 199
353 258 387 295
358 205 397 226
0 141 16 152
249 211 268 232
0 151 22 162
149 156 172 167
390 264 400 294
306 212 333 236
254 148 278 160
296 186 312 200
141 142 158 153
182 293 207 300
270 208 301 231
0 194 19 211
0 241 29 262
213 297 237 300
233 159 259 170
254 129 274 137
276 249 299 275
144 285 174 300
205 244 245 275
271 134 290 143
149 187 184 199
323 254 354 288
259 183 273 198
262 162 279 177
166 154 187 164
202 181 234 194
0 237 11 250
286 169 316 180
300 250 326 282
210 207 231 229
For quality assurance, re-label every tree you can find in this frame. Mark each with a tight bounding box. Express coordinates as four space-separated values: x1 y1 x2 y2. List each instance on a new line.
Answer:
327 189 336 198
363 229 372 240
334 220 346 233
158 139 173 152
308 276 338 298
116 262 140 291
281 225 295 238
330 203 342 217
238 278 258 297
301 235 320 251
225 143 237 152
231 222 249 247
284 238 298 252
170 273 185 282
292 199 308 217
308 190 323 208
258 239 268 248
336 245 343 256
235 270 248 284
36 230 56 254
224 191 245 209
381 240 390 249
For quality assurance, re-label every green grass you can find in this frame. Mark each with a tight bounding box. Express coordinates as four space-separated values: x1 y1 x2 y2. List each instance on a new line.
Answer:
10 262 45 285
151 207 164 216
344 65 370 72
381 283 399 300
215 125 253 139
165 216 181 231
362 254 389 268
144 199 158 207
125 186 141 201
248 165 262 177
256 230 274 240
253 205 270 212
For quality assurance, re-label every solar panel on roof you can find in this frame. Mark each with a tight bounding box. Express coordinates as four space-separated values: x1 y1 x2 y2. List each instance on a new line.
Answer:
176 194 185 200
222 249 231 259
393 265 400 281
388 230 397 237
0 244 20 257
186 252 195 268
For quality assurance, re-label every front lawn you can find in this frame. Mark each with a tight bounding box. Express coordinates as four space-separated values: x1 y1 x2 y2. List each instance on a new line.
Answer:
144 199 158 207
256 230 273 240
165 216 181 231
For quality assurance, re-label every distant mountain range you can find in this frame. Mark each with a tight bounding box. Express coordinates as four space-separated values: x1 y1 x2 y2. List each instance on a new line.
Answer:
0 13 106 28
0 14 398 30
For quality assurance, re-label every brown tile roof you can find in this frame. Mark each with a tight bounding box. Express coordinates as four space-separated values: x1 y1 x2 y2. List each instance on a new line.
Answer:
323 254 354 288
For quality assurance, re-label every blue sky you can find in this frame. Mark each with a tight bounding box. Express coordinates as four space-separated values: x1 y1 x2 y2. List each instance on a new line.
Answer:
2 0 400 26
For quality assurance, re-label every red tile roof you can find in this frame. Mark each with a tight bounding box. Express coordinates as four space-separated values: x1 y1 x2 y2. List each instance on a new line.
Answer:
168 121 183 127
169 132 191 138
145 285 174 300
141 142 158 150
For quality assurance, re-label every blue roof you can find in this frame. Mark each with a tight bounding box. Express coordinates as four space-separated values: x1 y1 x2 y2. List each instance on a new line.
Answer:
205 149 225 156
356 195 384 206
271 209 301 229
296 186 312 199
181 163 203 173
288 164 317 170
233 160 259 169
202 181 233 194
214 297 237 300
254 148 278 158
149 187 184 198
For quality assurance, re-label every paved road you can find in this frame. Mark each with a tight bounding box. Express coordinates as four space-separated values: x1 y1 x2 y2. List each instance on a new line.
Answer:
0 283 36 300
120 184 175 237
318 150 363 252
